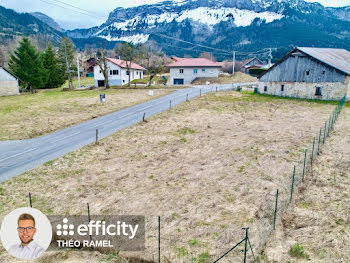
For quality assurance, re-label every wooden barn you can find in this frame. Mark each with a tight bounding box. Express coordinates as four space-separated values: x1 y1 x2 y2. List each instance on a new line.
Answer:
0 66 19 96
258 47 350 101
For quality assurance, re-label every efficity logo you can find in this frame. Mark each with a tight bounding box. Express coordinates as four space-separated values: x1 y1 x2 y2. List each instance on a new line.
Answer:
51 216 145 250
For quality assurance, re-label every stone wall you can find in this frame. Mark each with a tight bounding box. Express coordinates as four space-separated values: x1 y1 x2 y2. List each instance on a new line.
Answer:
0 80 19 96
258 80 349 101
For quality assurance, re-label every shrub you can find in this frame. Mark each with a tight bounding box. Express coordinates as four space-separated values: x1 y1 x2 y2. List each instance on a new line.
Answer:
289 243 310 259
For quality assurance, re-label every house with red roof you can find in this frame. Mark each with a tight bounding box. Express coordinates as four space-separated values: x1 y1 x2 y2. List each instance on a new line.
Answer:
166 58 222 85
94 58 146 87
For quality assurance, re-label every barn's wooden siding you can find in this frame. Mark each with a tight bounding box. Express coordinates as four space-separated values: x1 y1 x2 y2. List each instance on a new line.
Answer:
260 55 345 83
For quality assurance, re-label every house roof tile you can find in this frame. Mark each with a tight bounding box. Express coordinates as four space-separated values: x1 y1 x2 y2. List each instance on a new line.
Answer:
107 58 146 71
166 58 221 68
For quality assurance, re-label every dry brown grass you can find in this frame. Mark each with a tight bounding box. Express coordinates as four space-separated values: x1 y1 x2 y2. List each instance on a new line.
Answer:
262 108 350 263
0 88 172 140
191 72 257 85
0 92 337 262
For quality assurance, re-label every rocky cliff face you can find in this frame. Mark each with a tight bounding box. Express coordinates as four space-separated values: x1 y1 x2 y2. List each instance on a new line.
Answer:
30 12 65 32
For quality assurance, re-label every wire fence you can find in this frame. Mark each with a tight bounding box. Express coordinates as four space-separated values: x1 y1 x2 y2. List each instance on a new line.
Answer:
25 93 346 263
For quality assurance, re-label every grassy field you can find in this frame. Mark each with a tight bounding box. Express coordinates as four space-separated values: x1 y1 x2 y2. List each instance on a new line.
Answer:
191 72 257 85
0 91 341 263
62 77 95 88
0 88 172 140
262 108 350 263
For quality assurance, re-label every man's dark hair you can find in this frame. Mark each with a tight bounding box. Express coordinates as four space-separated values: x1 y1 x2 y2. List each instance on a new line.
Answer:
18 213 35 227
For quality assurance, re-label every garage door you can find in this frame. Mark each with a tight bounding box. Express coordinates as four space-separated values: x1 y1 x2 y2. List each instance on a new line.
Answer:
174 79 184 85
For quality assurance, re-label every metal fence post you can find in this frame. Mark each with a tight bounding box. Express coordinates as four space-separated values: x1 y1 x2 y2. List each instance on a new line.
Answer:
87 203 92 241
186 93 188 102
95 129 99 144
318 128 321 155
311 137 315 165
243 228 249 263
158 216 161 263
29 192 32 208
273 189 279 230
169 100 172 109
143 112 146 122
323 122 327 144
302 149 307 181
290 166 296 202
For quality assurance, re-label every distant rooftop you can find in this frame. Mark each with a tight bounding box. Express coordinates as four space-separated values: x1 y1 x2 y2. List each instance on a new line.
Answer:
167 58 221 68
106 58 146 71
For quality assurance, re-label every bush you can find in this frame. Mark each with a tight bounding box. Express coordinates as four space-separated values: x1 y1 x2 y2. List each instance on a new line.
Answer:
289 243 310 259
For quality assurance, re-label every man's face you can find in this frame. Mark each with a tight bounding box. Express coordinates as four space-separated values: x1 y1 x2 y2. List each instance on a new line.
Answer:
18 220 36 245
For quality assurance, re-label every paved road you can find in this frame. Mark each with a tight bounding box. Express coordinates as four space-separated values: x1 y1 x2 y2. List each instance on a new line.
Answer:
0 83 257 182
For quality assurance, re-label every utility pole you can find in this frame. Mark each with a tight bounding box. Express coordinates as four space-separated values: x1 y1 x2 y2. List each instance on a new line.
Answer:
268 48 272 68
76 55 81 89
232 50 236 75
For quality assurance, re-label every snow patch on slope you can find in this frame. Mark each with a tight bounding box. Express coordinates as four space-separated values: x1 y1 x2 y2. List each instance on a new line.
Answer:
103 7 284 31
98 33 150 44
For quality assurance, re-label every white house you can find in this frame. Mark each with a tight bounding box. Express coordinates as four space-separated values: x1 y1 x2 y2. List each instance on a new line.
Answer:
94 58 146 87
166 58 222 85
0 67 19 96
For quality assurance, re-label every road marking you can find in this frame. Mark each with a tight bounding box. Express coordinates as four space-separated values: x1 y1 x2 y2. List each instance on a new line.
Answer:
0 148 37 162
50 132 81 144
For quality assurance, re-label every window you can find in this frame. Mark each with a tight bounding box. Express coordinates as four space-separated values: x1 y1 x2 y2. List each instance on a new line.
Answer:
99 70 102 74
110 70 113 75
281 85 284 92
315 87 322 96
322 70 326 75
126 71 130 75
113 70 118 75
137 71 139 75
209 70 214 74
306 70 310 76
194 69 198 74
179 69 184 74
264 86 267 92
123 80 125 83
202 69 206 72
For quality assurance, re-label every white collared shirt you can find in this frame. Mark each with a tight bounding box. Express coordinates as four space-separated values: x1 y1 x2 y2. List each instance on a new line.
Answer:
8 240 44 259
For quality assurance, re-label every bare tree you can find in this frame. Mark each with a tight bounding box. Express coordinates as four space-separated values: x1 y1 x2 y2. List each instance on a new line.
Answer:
139 42 168 86
95 45 110 89
199 52 216 62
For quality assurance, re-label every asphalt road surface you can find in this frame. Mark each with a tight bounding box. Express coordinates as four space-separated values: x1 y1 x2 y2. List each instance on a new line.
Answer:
0 83 257 182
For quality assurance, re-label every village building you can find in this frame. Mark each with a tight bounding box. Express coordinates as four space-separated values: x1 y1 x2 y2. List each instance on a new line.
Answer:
235 58 265 74
94 58 146 87
258 47 350 101
166 58 221 85
0 66 19 96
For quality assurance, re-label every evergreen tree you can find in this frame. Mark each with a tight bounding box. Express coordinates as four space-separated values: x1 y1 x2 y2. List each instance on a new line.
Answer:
42 43 65 89
9 37 46 90
57 37 75 90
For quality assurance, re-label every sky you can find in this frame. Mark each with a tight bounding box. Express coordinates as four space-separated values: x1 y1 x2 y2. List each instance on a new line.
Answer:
0 0 349 30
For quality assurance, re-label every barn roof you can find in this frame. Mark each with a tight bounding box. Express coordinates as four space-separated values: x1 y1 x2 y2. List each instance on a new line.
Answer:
298 47 350 75
166 58 221 68
106 58 146 71
259 47 350 78
0 66 18 80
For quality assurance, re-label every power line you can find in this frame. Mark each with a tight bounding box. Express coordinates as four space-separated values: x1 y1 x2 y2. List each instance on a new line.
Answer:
49 0 98 16
151 33 233 54
38 0 101 19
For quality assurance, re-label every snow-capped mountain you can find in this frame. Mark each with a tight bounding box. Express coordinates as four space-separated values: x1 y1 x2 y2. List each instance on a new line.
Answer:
67 0 350 59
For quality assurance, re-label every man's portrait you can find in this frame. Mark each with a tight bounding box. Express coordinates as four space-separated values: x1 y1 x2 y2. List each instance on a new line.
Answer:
8 213 45 259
